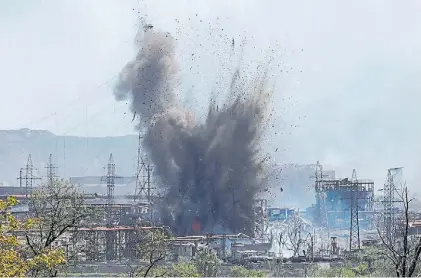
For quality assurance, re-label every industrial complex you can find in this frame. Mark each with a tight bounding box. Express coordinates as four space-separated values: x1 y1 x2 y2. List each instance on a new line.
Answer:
1 21 418 277
0 135 414 275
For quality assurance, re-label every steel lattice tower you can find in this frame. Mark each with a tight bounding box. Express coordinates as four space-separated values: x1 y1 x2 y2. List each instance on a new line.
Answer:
17 154 41 197
349 169 361 251
45 154 58 186
382 167 403 246
26 154 34 196
133 132 153 203
384 169 394 246
101 154 122 261
313 161 329 228
103 154 115 227
253 199 268 238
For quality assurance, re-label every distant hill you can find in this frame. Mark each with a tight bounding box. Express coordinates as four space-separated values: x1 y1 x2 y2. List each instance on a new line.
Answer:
0 128 138 187
0 129 319 206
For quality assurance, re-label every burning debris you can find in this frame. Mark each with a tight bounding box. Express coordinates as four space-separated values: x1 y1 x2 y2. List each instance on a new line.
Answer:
114 27 273 236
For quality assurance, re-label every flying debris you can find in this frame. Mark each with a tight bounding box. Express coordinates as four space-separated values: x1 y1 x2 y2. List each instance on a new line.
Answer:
140 17 154 32
131 112 136 123
114 26 273 236
143 24 154 32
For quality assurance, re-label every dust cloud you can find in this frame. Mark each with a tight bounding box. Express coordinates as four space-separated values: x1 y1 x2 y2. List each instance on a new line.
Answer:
114 27 274 236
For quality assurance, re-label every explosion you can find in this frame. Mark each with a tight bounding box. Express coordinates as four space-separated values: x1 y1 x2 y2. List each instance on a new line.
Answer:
114 28 272 236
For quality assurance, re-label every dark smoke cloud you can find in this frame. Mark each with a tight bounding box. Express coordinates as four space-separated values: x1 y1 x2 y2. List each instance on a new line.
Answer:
114 28 272 236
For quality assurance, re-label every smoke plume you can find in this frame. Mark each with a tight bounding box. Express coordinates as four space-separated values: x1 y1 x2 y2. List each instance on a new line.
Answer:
114 29 272 236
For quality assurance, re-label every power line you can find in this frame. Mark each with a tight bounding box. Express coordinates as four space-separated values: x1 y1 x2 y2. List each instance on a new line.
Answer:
52 98 118 137
22 79 120 168
42 99 124 164
21 74 119 129
77 113 134 177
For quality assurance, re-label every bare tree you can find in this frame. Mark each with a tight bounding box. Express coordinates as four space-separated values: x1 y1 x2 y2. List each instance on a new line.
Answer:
377 186 421 277
24 179 92 276
279 215 305 257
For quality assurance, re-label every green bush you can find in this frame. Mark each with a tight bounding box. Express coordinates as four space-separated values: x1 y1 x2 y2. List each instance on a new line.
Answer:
151 262 200 277
231 266 266 277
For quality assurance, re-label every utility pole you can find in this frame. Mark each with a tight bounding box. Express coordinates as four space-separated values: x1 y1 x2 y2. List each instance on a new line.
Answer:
17 154 41 197
45 154 58 186
18 168 23 188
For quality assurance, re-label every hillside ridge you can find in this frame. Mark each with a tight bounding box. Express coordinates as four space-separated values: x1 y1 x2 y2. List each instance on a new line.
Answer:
0 129 139 186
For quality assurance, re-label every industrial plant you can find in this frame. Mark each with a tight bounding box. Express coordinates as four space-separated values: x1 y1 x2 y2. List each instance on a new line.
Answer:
1 19 420 277
1 144 416 276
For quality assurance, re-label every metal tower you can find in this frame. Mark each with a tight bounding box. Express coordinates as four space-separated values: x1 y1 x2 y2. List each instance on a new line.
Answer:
102 154 116 227
17 154 41 197
253 199 268 239
45 154 58 186
382 167 403 246
319 192 328 228
134 132 153 203
349 169 361 251
100 154 123 261
313 161 329 228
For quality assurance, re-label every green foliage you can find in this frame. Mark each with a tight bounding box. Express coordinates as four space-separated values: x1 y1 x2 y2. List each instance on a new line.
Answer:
27 179 92 250
310 263 371 277
351 247 395 276
231 266 266 277
132 228 171 277
141 246 220 277
171 262 200 277
152 261 200 277
0 196 66 277
138 228 170 262
194 248 220 277
26 179 92 275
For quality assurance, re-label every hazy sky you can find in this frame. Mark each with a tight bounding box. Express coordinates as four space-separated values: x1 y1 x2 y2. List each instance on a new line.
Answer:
1 0 420 191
